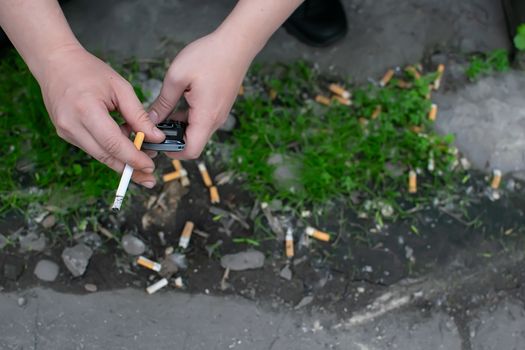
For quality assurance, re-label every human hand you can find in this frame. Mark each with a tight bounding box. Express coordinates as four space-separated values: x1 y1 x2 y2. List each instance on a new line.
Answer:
37 45 165 187
149 30 253 159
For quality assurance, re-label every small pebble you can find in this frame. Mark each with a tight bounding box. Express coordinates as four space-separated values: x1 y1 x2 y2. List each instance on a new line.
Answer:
17 297 26 307
84 283 98 293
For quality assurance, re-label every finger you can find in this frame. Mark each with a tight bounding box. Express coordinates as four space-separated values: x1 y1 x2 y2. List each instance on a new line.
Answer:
166 113 212 160
144 150 158 159
114 80 165 143
81 103 156 172
148 70 188 124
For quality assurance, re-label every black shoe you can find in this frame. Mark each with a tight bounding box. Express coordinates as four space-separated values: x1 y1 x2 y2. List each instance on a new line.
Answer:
284 0 348 48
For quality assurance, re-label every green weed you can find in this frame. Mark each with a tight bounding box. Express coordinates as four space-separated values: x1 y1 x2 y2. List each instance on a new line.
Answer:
466 49 510 81
514 24 525 51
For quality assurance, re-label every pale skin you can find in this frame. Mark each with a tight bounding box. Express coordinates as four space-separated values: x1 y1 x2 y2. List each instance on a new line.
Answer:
0 0 303 188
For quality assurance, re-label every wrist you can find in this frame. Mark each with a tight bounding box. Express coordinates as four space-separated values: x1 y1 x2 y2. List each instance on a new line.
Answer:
31 41 85 84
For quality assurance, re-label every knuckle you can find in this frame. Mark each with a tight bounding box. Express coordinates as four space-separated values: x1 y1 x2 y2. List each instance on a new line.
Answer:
157 93 173 111
102 135 122 156
95 153 116 168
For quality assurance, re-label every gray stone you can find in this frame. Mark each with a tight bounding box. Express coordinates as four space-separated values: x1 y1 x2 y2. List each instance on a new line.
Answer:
19 232 47 252
76 232 102 250
61 244 93 277
34 260 59 282
41 215 56 229
220 250 265 271
84 284 98 293
17 297 26 307
0 234 7 250
218 114 236 132
267 153 303 192
121 234 146 256
279 265 293 280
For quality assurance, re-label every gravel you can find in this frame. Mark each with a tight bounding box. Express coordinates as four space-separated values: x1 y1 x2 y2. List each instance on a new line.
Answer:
34 260 60 282
121 234 146 256
220 250 265 271
61 244 93 277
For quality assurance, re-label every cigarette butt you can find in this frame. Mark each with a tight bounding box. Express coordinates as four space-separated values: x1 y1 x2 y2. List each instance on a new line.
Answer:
162 169 188 183
410 125 422 133
137 256 162 272
426 89 432 100
172 159 182 171
209 186 220 204
405 65 421 79
397 80 412 89
238 85 244 96
329 83 351 99
315 95 331 106
491 169 502 189
428 104 438 121
408 170 417 193
198 162 213 187
359 117 369 127
379 69 395 87
178 221 194 249
416 63 423 72
165 246 174 256
285 231 294 258
433 64 445 90
174 276 184 288
146 278 168 295
305 226 330 242
269 89 277 100
180 176 190 187
371 105 382 120
332 95 352 106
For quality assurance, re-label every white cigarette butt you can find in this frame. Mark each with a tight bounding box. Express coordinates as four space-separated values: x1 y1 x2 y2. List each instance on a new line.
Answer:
146 278 168 294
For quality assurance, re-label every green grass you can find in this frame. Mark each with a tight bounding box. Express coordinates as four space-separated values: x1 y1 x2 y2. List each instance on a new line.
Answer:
514 24 525 51
0 51 142 217
229 62 463 217
466 49 510 81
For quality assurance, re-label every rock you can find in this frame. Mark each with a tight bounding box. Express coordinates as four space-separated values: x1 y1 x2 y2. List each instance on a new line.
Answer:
17 297 27 307
75 232 102 250
84 283 98 292
279 265 293 280
267 154 303 192
3 255 24 281
294 295 314 310
34 259 59 282
0 234 7 250
19 232 47 252
220 250 265 271
121 234 146 256
61 244 93 277
41 215 56 229
219 114 236 132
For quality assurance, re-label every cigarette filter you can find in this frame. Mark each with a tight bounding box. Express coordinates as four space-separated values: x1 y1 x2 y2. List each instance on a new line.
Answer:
379 69 395 87
238 85 244 96
198 162 213 187
162 168 188 183
137 256 162 272
305 226 330 242
174 276 184 288
285 230 294 258
332 95 352 106
178 221 195 249
111 132 145 211
146 278 168 295
328 83 351 99
433 64 445 90
210 186 220 204
491 169 502 190
428 104 438 121
315 95 331 106
371 105 382 120
408 170 417 193
172 159 183 171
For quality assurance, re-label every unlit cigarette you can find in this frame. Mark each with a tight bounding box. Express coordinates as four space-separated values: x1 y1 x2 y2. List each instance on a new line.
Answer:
146 278 168 295
491 169 502 189
428 104 438 121
198 162 213 187
172 159 182 171
162 168 188 183
379 69 395 87
315 95 331 106
332 95 352 106
408 170 417 193
137 256 162 272
112 132 145 211
305 226 330 242
210 186 220 204
329 83 351 99
433 64 445 90
285 229 294 258
178 221 194 249
371 105 382 120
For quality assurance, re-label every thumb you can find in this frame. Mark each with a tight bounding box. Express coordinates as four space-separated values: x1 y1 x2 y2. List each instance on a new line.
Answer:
115 81 165 143
149 72 187 124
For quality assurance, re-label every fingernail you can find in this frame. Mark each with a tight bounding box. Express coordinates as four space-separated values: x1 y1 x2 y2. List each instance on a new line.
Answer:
148 110 159 123
143 167 155 174
141 181 155 189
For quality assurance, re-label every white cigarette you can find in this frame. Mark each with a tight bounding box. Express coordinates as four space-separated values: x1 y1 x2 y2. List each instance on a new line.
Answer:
146 278 168 294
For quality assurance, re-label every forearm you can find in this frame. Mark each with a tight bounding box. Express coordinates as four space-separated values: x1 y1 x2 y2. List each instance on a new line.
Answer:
216 0 303 60
0 0 81 80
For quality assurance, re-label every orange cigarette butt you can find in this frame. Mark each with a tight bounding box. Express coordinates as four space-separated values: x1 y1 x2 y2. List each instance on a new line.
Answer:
433 64 445 90
380 69 395 87
405 66 421 79
137 256 162 272
285 230 294 258
332 95 352 106
408 170 417 194
269 89 277 100
397 80 412 89
328 83 351 99
209 186 220 204
238 85 244 96
133 132 145 150
491 169 502 190
198 162 213 187
315 95 331 106
162 169 188 183
371 105 382 120
428 104 438 121
172 159 182 171
306 226 330 242
179 221 194 249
